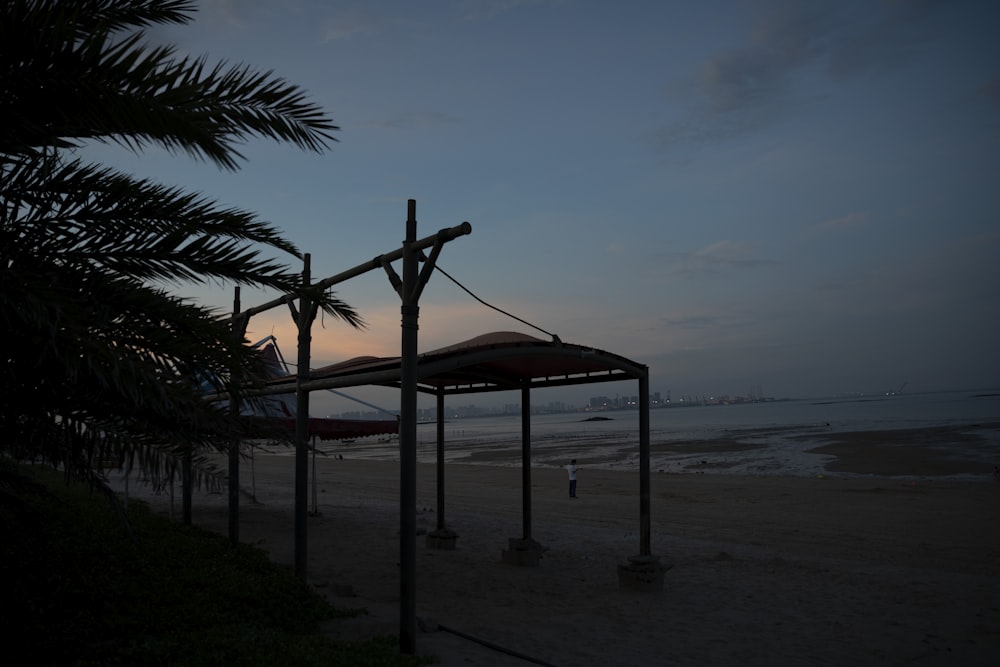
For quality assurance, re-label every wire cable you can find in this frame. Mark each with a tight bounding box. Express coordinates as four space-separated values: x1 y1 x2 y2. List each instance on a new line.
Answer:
433 263 561 343
437 623 559 667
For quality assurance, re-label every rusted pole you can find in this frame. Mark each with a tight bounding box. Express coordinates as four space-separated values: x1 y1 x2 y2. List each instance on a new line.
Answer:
399 200 419 654
205 201 472 641
228 286 241 545
311 433 318 516
639 372 651 556
436 391 446 531
182 449 192 525
521 384 532 540
294 254 312 578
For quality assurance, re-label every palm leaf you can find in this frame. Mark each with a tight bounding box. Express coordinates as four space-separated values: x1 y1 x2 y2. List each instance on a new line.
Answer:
1 0 362 488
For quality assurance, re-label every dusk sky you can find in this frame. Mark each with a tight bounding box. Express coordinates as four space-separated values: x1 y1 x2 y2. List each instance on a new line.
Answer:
83 0 999 413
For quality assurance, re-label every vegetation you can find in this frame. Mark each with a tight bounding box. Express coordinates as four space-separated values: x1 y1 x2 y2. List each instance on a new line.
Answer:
0 2 430 663
0 0 362 492
1 465 431 665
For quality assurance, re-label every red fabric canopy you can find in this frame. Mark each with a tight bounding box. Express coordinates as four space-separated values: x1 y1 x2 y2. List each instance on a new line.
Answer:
242 341 399 441
256 416 399 442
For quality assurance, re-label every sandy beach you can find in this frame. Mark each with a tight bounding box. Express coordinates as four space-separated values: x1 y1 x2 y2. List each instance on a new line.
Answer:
121 436 1000 667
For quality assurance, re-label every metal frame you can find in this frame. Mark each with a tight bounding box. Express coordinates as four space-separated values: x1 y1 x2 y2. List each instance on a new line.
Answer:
210 200 661 655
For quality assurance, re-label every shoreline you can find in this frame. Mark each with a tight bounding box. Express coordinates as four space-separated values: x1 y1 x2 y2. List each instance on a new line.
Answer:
272 419 1000 481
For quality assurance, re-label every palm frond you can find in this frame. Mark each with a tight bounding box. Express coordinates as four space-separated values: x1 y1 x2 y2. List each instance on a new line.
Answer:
1 0 362 488
3 154 299 283
0 5 337 168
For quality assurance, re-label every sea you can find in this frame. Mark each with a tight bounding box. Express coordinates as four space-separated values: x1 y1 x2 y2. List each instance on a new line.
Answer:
314 389 1000 479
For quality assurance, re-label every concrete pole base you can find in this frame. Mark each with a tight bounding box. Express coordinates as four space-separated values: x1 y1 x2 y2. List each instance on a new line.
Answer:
426 528 458 550
617 554 671 592
501 537 546 566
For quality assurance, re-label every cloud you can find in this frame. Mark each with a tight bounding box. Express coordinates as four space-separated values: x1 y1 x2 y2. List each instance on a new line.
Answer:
654 0 952 154
824 0 948 81
194 0 314 30
810 211 869 233
661 240 774 277
245 303 400 366
606 240 627 255
195 0 253 28
635 298 796 358
653 3 833 152
659 312 733 334
320 8 389 42
700 5 831 114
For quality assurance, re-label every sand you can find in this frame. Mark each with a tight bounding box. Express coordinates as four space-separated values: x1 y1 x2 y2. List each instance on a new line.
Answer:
120 442 1000 667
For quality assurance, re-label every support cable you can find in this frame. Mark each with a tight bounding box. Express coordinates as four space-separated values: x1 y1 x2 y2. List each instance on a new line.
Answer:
432 263 561 343
258 338 397 418
281 360 397 417
436 623 559 667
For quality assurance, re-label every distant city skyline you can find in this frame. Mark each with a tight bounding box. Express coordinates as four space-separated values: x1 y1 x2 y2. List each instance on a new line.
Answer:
320 381 968 420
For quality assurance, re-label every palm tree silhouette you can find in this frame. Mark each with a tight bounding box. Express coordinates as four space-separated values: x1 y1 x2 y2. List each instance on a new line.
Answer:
1 0 362 493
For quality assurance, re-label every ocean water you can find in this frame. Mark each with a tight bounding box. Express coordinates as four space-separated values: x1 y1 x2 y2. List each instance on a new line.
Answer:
315 389 1000 478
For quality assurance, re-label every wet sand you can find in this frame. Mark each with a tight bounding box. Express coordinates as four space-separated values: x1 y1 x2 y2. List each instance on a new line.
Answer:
800 423 1000 477
121 431 1000 666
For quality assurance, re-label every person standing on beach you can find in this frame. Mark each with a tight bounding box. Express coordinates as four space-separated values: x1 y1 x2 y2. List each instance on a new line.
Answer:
567 459 578 498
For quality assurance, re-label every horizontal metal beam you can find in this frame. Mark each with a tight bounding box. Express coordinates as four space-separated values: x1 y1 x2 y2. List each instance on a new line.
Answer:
233 222 472 321
417 370 638 395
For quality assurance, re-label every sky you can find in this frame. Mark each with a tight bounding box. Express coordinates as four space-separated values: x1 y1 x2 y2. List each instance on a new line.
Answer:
83 0 1000 413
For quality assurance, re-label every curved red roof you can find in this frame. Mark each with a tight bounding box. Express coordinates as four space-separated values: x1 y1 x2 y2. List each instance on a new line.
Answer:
266 330 647 396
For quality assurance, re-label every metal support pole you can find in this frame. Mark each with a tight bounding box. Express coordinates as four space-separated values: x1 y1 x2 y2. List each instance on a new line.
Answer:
311 433 318 516
436 391 446 531
228 286 241 545
399 200 419 654
295 254 313 579
639 372 651 556
616 368 666 591
182 449 192 525
203 200 471 639
521 384 532 540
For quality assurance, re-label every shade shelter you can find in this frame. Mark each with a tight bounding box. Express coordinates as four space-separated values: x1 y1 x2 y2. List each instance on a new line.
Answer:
215 200 667 654
263 330 669 587
243 339 399 441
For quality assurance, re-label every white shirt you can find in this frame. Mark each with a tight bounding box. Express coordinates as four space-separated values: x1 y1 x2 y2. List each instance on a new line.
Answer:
566 464 578 480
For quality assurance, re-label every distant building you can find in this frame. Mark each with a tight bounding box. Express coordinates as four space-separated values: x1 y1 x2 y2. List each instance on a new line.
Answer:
589 395 611 409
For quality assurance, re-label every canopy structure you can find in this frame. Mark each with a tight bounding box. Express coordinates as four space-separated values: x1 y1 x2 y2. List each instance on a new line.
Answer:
244 415 399 441
246 339 398 442
269 331 647 395
263 330 667 587
211 202 666 654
